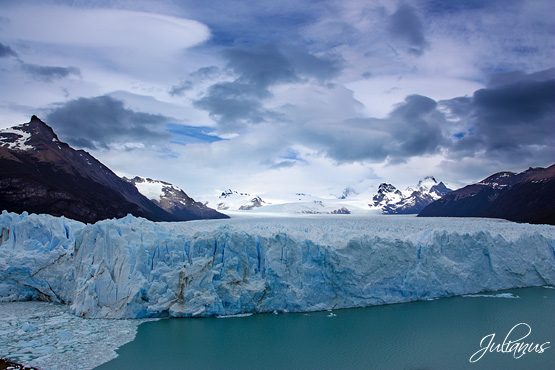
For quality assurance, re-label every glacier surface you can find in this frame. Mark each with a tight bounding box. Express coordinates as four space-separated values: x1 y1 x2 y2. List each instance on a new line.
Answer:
0 211 554 319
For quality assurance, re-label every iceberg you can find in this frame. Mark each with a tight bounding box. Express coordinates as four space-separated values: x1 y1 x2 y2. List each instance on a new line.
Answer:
1 211 554 319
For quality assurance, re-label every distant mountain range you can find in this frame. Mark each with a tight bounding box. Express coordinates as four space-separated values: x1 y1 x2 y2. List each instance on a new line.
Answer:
211 190 357 214
370 176 452 214
419 165 555 225
0 116 227 223
210 179 452 215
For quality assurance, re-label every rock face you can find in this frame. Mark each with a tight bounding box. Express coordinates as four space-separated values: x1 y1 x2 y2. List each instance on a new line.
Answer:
419 165 555 225
0 116 222 223
371 177 452 214
123 176 228 220
1 211 553 319
238 196 266 210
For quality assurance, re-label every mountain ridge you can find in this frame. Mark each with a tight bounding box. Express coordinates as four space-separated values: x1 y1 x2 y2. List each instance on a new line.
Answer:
418 165 555 225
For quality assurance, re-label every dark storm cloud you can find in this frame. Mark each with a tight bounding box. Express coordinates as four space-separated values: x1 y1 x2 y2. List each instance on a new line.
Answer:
189 66 220 80
388 4 427 55
193 82 277 128
224 45 342 87
21 63 81 82
0 42 79 81
387 95 444 157
168 80 193 97
223 45 300 96
296 70 554 166
183 0 321 47
193 44 342 128
423 0 498 14
486 68 555 88
46 95 171 150
170 67 222 97
445 70 555 162
301 95 446 163
0 42 17 58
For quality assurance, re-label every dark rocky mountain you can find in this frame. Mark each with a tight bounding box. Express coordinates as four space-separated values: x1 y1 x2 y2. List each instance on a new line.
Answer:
418 165 555 225
370 177 452 214
123 176 228 220
0 116 225 223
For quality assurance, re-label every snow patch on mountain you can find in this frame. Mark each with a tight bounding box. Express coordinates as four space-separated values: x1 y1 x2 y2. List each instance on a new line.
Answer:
0 124 34 151
123 176 179 202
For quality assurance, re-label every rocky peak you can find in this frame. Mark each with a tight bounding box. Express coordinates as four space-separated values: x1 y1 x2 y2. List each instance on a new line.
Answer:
370 177 452 214
370 183 402 207
238 196 266 210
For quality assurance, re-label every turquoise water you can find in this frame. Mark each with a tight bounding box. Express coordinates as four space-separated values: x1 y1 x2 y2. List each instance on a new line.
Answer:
96 287 555 370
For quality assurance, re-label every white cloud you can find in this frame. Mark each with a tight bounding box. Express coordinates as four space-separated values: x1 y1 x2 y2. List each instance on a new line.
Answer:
2 6 210 59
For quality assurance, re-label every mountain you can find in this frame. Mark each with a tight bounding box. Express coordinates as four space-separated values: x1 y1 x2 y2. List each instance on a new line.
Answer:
0 116 223 223
214 189 269 211
123 176 228 219
418 165 555 225
370 176 452 214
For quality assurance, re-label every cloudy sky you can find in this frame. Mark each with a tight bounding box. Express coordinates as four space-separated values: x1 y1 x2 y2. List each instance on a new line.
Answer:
1 0 554 199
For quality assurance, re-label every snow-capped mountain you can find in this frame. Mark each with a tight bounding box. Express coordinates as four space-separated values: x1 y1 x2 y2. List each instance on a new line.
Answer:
123 176 227 220
370 183 403 208
419 165 555 225
370 176 452 214
0 116 224 223
213 189 269 211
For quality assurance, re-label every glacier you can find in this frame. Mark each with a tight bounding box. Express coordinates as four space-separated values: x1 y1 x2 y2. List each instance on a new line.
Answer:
0 211 554 319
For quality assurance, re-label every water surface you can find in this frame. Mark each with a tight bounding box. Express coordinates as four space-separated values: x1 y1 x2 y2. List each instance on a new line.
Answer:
96 287 555 369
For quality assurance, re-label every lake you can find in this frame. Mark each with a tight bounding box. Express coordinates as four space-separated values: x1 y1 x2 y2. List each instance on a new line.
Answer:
95 286 554 369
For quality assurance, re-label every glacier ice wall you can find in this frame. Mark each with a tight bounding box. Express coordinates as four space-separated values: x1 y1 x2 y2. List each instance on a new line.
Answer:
1 211 554 318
